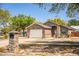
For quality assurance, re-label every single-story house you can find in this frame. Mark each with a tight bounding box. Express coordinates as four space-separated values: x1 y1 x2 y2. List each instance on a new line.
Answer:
26 22 75 38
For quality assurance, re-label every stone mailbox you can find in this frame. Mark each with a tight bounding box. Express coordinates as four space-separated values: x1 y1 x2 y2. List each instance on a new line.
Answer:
9 31 19 52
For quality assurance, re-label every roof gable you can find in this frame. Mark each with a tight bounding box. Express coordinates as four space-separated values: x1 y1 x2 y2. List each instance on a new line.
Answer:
26 23 51 29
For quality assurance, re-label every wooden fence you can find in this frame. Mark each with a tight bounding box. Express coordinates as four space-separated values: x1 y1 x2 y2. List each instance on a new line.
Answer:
71 32 79 37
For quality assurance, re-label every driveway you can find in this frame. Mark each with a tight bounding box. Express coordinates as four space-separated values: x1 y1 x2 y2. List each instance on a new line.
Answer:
0 37 28 47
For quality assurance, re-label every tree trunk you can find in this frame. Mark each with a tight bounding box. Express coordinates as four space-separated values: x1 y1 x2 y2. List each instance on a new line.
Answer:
22 29 25 37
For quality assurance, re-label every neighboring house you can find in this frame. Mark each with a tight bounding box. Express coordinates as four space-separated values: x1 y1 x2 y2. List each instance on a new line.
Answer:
71 26 79 32
26 22 75 38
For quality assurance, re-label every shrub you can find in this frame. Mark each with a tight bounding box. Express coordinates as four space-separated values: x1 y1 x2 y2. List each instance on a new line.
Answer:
3 34 8 39
0 34 8 40
0 36 4 39
0 47 6 52
19 44 30 49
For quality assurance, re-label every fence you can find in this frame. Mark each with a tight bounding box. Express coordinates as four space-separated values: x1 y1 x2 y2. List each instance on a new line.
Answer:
71 32 79 37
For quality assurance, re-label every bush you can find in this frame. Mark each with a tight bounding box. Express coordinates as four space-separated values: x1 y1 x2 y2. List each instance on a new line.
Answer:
3 34 8 39
0 34 8 40
19 44 30 49
0 47 6 52
0 36 4 39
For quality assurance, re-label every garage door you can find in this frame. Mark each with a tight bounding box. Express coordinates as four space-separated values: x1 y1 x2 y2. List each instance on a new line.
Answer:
29 29 42 38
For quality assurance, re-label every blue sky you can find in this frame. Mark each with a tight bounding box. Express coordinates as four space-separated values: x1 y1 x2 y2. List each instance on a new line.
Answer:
1 3 76 22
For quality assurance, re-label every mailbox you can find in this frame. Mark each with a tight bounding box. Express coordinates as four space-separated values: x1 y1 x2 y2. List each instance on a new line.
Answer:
9 32 14 39
8 31 19 52
9 31 19 39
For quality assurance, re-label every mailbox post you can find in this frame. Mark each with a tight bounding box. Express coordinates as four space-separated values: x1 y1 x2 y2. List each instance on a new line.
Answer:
9 31 19 53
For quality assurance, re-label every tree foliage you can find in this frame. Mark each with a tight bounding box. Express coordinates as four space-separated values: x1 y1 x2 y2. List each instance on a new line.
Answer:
0 8 10 19
68 19 79 26
48 18 67 26
10 15 36 31
37 3 79 17
0 8 10 28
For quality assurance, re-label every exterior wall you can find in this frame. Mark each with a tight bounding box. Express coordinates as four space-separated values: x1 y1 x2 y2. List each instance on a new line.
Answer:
44 29 52 38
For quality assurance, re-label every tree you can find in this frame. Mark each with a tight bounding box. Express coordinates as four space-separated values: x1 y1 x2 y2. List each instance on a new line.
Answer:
0 8 10 28
0 8 11 38
0 9 10 19
48 18 67 26
68 19 79 26
37 3 79 17
10 15 36 32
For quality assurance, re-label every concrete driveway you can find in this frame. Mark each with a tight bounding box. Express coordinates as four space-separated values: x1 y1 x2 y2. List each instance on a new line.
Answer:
0 37 28 47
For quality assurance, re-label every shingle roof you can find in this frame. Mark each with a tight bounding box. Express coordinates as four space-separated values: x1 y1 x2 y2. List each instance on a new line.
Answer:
45 21 75 30
37 23 51 29
61 25 75 30
26 22 51 29
26 22 75 30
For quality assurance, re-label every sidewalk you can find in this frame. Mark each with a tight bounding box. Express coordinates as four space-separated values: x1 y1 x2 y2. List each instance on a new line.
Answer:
0 40 9 47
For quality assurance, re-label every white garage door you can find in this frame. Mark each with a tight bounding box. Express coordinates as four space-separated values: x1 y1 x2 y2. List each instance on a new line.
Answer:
30 29 42 38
